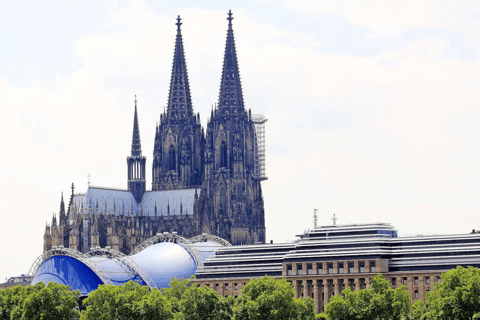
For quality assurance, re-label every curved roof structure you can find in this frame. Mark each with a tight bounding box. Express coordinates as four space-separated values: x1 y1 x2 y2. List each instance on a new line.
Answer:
33 256 103 295
130 242 197 289
30 233 228 295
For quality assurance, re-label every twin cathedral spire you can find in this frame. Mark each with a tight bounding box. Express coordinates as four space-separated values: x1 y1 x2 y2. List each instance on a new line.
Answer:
125 11 266 245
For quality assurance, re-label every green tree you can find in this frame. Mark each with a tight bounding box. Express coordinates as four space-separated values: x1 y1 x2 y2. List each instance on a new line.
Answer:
0 284 28 319
176 285 233 320
136 288 174 320
233 275 316 320
426 266 480 320
163 277 195 313
81 281 173 320
4 282 80 320
325 274 412 320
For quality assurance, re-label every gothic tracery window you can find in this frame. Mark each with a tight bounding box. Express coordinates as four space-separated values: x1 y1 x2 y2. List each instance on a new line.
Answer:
169 145 176 171
220 141 227 168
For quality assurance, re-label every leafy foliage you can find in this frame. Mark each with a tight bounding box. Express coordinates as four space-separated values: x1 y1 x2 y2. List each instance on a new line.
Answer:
425 266 480 320
234 275 316 320
325 274 412 320
0 282 80 320
81 281 173 320
177 285 233 320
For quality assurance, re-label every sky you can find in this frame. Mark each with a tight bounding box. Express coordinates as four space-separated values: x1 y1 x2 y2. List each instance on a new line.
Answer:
1 0 480 281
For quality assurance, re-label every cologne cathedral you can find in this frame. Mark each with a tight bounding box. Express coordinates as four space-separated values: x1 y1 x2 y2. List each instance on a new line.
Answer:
43 11 267 254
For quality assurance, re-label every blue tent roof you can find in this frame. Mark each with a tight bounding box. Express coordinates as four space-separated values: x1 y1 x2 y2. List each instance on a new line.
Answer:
32 256 103 296
31 238 225 295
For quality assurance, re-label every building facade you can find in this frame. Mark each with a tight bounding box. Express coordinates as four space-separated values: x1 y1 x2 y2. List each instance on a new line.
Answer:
193 223 480 313
43 12 266 254
0 274 33 290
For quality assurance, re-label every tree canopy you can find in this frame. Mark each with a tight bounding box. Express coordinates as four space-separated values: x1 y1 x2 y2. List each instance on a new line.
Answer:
425 266 480 320
0 282 80 320
325 274 413 320
234 275 316 320
15 269 480 320
81 281 173 320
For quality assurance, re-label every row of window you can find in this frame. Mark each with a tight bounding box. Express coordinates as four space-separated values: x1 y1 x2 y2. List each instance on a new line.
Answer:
206 282 244 291
391 276 441 286
286 261 377 276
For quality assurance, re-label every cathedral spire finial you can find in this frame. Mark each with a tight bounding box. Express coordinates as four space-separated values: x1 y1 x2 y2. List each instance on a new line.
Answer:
227 9 233 28
166 15 194 123
131 96 142 157
176 15 182 32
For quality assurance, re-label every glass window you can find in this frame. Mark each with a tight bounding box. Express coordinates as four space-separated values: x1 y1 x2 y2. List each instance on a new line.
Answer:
349 262 354 273
414 277 418 285
415 290 419 299
328 263 334 274
360 261 365 273
307 264 313 275
225 283 229 290
437 276 441 283
287 264 293 276
234 283 238 290
297 264 303 275
317 263 323 275
391 277 396 285
370 261 376 273
338 262 344 274
425 276 430 284
215 284 219 291
403 277 407 285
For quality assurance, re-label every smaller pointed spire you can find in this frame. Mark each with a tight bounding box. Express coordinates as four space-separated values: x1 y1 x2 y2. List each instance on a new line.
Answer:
60 192 65 216
131 95 142 157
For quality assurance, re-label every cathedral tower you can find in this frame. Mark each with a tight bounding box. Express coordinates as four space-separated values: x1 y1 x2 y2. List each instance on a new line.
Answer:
127 96 146 202
152 16 204 190
201 11 266 245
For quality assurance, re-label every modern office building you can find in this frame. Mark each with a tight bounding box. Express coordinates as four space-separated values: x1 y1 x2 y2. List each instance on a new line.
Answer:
194 222 480 313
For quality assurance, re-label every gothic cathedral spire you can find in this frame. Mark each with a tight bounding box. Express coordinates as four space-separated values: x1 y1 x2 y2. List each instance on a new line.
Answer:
217 10 245 119
131 96 142 156
152 16 204 191
127 96 146 202
200 10 266 245
166 15 194 124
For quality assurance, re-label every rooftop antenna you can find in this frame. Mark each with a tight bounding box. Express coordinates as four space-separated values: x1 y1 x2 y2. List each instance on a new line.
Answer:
87 173 91 188
332 213 337 226
313 208 318 228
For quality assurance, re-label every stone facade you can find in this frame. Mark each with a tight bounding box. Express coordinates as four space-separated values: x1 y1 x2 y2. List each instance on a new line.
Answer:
43 12 266 254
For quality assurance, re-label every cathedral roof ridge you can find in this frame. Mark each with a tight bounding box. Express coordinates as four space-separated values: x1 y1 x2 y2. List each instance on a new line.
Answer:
87 185 129 192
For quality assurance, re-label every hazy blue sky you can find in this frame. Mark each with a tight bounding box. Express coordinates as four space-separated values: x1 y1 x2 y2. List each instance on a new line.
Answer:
1 0 480 281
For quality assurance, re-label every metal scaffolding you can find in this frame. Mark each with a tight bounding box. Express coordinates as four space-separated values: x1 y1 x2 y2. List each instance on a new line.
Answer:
252 114 267 180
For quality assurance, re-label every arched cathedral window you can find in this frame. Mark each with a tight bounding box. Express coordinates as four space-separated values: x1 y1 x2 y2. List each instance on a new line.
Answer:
220 141 227 168
169 145 176 171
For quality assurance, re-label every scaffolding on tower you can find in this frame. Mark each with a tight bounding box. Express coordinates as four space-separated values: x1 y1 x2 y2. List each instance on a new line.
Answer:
252 114 267 180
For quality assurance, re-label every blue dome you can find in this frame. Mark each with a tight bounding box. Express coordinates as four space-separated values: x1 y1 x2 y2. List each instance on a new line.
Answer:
32 256 103 295
130 242 197 289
